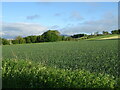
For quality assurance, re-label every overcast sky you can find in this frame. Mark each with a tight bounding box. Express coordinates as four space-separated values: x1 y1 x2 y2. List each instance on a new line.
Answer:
1 2 118 39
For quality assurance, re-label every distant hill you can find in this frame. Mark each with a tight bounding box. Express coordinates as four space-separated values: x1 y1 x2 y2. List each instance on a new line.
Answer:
60 34 71 37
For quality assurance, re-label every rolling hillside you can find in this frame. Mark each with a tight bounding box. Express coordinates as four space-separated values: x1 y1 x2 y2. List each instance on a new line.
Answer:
80 34 120 40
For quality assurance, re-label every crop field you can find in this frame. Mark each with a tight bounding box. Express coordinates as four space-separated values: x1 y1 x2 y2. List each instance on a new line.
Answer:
2 39 120 88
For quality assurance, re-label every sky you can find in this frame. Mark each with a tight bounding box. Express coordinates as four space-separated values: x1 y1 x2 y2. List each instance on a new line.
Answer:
1 2 118 39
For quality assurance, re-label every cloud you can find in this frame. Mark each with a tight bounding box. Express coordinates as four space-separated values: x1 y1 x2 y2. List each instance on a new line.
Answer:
50 25 60 29
36 2 50 5
26 14 40 20
61 12 118 35
2 22 48 39
54 13 61 16
87 2 102 8
0 32 5 36
69 11 84 21
0 16 3 19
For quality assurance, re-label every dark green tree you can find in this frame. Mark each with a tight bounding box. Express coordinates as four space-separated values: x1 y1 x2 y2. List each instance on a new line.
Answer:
2 38 10 45
36 35 42 43
111 29 120 34
94 31 99 36
11 36 25 44
29 36 37 43
24 37 31 43
52 30 60 35
41 30 60 42
61 36 65 41
102 31 109 35
71 34 85 38
19 38 26 44
12 40 19 44
0 37 2 45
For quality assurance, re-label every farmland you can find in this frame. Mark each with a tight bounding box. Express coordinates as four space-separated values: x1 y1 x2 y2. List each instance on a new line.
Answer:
2 39 120 88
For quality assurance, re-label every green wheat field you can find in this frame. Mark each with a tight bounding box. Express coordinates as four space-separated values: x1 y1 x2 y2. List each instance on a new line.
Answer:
2 39 120 88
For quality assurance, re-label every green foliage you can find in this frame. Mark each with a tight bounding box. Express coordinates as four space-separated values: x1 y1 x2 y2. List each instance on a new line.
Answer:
51 30 60 35
19 38 26 44
2 30 63 45
61 36 65 41
0 37 2 45
64 37 74 41
2 38 10 45
24 37 31 43
13 36 26 44
24 36 38 43
41 30 61 42
71 34 85 38
94 31 99 35
111 29 120 34
15 36 22 40
102 31 109 35
36 35 42 43
29 36 37 43
12 40 19 44
2 59 116 88
2 29 120 45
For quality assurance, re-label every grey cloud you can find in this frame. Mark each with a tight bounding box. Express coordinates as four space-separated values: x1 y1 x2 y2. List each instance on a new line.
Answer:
61 12 118 35
2 22 48 39
36 2 52 5
87 2 101 8
69 11 84 21
84 12 117 27
50 25 59 29
26 15 40 20
54 13 61 16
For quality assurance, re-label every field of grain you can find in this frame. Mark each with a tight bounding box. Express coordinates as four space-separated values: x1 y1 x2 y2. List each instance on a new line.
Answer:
100 36 119 40
2 40 120 88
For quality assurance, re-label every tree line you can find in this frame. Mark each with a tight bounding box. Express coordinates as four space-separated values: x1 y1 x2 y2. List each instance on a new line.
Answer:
1 30 74 45
1 29 120 45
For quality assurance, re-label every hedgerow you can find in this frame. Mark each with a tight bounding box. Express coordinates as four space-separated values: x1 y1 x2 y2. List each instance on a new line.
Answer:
2 59 116 88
